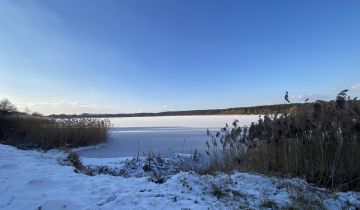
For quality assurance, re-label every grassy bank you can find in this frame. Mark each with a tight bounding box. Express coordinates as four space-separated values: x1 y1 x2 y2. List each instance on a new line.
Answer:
202 90 360 191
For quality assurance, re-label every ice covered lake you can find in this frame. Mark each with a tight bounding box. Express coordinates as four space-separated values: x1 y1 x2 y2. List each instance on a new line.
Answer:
77 115 259 158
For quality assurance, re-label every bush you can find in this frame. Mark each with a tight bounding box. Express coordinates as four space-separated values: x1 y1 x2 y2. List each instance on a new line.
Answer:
203 90 360 191
67 152 84 171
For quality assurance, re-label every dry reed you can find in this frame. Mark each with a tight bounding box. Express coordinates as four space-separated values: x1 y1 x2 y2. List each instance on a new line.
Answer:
202 90 360 191
0 115 111 150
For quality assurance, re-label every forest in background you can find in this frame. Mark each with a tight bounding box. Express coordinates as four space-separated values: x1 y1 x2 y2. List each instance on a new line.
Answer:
49 100 360 118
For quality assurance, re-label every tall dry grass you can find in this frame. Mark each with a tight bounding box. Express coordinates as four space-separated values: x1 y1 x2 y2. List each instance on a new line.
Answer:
203 90 360 191
0 115 111 149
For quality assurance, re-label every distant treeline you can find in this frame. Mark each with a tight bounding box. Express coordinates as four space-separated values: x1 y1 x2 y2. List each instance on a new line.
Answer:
48 101 359 118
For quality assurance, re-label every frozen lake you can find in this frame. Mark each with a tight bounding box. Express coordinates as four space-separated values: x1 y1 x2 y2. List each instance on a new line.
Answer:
77 115 259 158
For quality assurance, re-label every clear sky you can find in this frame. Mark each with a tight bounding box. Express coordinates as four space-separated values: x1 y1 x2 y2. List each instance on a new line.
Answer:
1 0 360 114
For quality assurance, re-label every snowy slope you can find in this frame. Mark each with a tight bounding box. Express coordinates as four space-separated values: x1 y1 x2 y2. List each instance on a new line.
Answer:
0 144 359 210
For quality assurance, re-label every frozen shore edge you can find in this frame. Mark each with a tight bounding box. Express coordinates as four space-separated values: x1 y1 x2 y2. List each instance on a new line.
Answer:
0 144 359 210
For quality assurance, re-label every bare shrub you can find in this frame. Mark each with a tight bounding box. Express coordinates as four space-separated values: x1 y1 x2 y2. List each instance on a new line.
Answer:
0 99 17 114
67 152 84 171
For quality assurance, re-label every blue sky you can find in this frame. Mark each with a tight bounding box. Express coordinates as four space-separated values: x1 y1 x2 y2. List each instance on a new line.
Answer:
1 0 360 114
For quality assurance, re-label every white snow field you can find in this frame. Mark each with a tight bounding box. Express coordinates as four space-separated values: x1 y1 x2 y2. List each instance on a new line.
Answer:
1 144 360 210
108 115 259 128
77 115 260 158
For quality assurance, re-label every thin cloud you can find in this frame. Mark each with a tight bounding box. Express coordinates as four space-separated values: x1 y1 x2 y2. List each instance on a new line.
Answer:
19 101 98 109
290 93 333 102
16 101 101 114
161 105 176 112
351 83 360 90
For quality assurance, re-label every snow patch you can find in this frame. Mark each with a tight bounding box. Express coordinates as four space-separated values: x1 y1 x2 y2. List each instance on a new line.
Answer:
0 144 359 210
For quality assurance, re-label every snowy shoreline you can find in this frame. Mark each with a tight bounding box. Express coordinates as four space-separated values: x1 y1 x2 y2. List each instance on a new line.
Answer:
1 144 359 210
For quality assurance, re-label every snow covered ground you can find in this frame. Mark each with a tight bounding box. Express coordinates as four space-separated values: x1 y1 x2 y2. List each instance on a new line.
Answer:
1 144 359 210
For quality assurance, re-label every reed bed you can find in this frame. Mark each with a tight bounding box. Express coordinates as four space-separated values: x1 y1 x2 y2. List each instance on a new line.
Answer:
202 90 360 191
0 115 111 150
